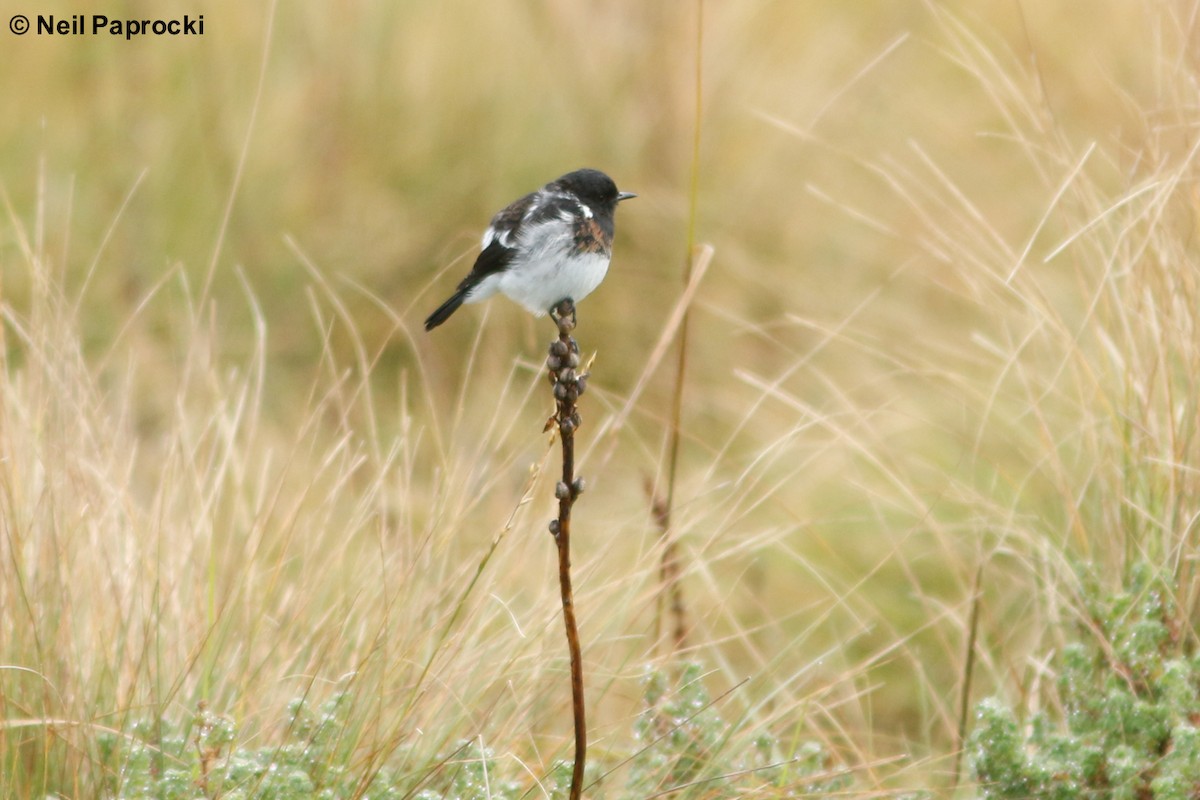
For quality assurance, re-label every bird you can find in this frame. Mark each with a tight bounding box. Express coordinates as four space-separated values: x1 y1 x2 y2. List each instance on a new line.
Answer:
424 168 636 331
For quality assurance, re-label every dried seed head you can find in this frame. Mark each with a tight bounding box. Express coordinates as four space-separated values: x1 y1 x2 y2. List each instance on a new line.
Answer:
561 368 576 385
569 412 582 430
550 340 569 357
572 477 586 495
560 417 576 435
546 354 562 370
576 375 588 395
549 519 560 535
567 352 581 369
555 481 570 500
554 382 568 400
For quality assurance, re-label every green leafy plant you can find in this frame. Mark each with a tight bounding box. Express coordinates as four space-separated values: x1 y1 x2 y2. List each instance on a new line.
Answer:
107 692 402 800
101 665 849 799
408 741 523 800
971 565 1200 799
625 663 851 798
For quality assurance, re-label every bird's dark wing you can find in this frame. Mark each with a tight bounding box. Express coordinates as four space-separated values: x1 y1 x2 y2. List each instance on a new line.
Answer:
444 191 541 296
461 188 578 287
425 187 572 332
481 191 538 251
458 236 517 288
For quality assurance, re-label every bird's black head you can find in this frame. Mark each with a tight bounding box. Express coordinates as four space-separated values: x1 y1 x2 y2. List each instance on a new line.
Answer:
551 168 636 213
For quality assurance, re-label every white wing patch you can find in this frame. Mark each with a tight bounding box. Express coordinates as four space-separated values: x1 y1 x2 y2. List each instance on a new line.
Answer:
482 221 519 249
495 227 518 248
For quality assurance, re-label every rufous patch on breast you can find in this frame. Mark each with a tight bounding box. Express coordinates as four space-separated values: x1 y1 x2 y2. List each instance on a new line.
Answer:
571 216 611 256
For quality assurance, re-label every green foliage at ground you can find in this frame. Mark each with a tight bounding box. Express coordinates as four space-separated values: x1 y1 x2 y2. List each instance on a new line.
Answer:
972 566 1200 799
105 664 844 799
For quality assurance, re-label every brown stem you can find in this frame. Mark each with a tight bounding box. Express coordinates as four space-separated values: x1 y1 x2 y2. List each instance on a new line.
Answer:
952 561 985 791
646 481 688 655
546 299 587 800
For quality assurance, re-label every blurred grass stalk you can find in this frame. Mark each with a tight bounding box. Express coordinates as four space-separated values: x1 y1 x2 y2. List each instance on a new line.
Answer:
651 0 707 661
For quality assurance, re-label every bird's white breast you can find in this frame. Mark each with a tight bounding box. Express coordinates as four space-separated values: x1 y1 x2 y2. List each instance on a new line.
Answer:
466 206 613 315
496 248 610 316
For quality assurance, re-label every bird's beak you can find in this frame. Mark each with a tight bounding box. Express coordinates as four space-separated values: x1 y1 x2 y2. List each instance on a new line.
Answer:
617 191 637 202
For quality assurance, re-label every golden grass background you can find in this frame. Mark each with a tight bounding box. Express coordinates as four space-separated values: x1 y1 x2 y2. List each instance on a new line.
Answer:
4 0 1200 795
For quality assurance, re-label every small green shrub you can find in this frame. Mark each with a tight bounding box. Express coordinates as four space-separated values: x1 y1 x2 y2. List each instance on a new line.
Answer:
105 662 848 799
107 692 404 800
970 565 1200 799
625 662 851 798
409 740 523 800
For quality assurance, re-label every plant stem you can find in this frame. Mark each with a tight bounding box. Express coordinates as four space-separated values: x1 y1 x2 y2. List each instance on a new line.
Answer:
952 561 985 790
547 299 587 800
654 0 705 658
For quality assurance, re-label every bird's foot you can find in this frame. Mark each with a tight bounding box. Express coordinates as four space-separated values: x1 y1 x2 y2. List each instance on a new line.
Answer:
550 299 577 333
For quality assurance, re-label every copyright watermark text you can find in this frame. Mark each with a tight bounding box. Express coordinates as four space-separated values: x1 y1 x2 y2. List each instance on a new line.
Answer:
9 14 205 39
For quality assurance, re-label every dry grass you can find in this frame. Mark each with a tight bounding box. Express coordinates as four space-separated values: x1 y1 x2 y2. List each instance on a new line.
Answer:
3 1 1200 796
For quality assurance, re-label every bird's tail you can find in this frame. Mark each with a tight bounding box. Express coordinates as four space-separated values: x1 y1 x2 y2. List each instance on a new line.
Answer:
424 288 468 331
